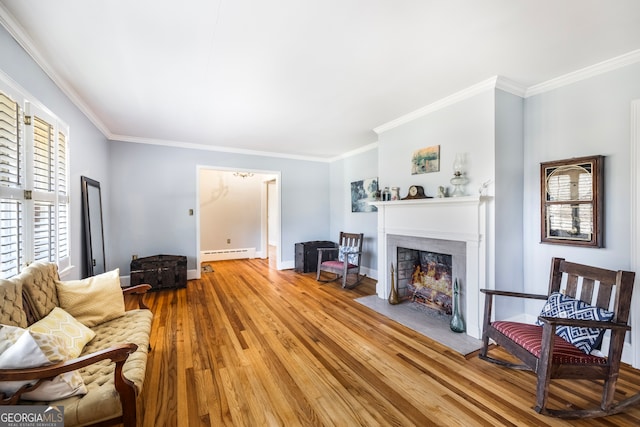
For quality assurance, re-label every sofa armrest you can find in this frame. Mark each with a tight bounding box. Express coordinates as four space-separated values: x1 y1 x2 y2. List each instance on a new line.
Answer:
0 343 138 405
122 284 152 309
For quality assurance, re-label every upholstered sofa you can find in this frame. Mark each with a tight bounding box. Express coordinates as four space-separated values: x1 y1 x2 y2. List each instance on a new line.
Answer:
0 262 153 426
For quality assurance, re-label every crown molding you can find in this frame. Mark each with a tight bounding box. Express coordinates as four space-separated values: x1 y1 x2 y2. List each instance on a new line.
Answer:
495 76 527 97
329 141 378 162
526 49 640 97
3 2 639 159
373 76 527 135
109 134 332 163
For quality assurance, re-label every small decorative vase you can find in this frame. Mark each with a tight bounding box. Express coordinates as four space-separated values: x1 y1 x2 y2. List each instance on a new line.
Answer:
450 279 465 333
388 263 399 305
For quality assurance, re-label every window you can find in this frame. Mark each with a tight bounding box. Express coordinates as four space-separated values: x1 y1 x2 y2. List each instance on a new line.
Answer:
0 77 70 278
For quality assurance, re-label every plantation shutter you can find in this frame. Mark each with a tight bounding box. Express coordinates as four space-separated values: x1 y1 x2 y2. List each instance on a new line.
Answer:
0 80 71 278
28 104 71 271
0 90 24 277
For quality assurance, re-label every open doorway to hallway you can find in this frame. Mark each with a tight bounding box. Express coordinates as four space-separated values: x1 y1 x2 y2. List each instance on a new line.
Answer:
197 167 281 273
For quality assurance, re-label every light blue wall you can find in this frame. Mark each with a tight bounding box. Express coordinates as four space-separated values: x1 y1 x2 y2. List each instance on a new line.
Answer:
377 91 496 197
329 147 378 276
199 169 263 252
0 25 110 279
494 90 525 319
523 61 640 314
108 140 330 274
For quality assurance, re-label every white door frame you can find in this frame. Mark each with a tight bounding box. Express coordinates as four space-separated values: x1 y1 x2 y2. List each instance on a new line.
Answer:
630 99 640 368
195 166 283 279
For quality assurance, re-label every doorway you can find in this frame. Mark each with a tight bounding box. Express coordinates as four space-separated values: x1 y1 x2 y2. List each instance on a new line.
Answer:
196 167 281 277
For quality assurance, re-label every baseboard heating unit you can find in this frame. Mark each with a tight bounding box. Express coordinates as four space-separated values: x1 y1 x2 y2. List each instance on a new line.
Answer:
201 248 256 261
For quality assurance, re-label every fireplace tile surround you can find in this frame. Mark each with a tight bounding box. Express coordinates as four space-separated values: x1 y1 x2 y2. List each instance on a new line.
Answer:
371 196 491 339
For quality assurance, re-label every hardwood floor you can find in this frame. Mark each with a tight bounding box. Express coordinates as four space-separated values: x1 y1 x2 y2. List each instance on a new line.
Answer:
126 258 640 426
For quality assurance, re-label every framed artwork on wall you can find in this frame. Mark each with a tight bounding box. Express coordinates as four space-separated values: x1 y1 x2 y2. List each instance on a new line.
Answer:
411 145 440 174
540 155 604 247
351 177 378 213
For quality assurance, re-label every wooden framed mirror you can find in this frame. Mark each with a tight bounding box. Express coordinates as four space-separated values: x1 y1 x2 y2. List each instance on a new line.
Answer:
81 176 106 277
540 155 603 247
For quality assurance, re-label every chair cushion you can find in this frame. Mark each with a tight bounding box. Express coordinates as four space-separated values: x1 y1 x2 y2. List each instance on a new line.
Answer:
535 292 614 354
56 269 125 327
493 321 608 365
322 260 358 269
338 245 359 264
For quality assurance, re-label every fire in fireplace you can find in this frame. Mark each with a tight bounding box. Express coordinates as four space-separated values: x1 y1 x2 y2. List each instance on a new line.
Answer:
397 248 453 316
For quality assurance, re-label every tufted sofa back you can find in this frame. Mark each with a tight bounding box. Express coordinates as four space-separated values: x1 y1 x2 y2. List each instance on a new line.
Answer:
0 278 28 328
18 262 60 323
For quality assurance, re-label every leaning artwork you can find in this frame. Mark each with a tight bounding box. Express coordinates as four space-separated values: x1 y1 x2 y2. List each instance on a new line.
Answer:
411 145 440 174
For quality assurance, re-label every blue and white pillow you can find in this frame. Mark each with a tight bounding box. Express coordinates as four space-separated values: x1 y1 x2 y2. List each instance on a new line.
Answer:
536 292 614 354
338 245 359 265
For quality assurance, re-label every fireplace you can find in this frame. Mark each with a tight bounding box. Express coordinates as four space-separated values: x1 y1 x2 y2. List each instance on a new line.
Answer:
398 248 453 316
371 196 490 339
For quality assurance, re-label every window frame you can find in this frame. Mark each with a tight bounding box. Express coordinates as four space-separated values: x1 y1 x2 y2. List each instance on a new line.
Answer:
0 72 71 278
540 155 604 248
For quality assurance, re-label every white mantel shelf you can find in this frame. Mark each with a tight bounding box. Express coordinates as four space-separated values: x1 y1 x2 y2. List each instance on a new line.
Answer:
370 195 491 208
373 194 493 339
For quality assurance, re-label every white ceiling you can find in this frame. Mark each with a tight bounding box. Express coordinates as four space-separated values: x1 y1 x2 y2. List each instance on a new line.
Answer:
1 1 640 160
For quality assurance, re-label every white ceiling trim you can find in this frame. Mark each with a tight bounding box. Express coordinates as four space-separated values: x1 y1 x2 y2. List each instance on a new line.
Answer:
526 49 640 98
373 76 517 135
328 142 378 163
110 134 331 163
374 49 640 136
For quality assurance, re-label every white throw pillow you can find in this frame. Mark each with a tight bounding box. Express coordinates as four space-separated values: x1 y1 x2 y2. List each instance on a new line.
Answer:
0 324 87 401
56 269 125 327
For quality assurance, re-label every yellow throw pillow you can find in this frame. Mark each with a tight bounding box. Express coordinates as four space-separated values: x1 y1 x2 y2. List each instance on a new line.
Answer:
29 307 96 359
56 269 125 327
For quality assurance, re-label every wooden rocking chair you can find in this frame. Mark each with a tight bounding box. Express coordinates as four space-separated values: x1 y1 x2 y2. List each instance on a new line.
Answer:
316 232 365 288
480 257 640 418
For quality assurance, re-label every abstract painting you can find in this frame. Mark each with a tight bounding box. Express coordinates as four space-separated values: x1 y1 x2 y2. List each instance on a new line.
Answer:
351 177 378 212
411 145 440 174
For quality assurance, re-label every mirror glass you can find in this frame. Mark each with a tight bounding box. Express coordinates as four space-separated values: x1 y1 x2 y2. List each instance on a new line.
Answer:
540 155 603 247
81 176 106 277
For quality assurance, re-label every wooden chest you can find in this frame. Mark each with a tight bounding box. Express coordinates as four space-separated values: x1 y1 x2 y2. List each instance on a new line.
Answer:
130 254 187 290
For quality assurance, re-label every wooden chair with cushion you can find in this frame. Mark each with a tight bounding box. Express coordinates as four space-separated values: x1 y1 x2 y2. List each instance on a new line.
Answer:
316 232 365 289
480 257 640 418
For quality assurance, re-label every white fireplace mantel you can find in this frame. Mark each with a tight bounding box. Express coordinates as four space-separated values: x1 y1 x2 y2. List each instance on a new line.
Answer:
370 195 492 339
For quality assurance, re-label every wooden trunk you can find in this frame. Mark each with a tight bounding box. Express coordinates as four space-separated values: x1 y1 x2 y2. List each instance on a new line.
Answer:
130 254 187 290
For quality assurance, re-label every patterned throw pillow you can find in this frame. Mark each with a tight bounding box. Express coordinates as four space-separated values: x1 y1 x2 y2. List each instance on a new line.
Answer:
0 324 87 401
56 269 125 327
536 292 614 354
338 245 359 265
29 307 96 358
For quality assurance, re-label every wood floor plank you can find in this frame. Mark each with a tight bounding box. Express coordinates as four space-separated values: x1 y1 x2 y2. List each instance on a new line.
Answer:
126 258 640 426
